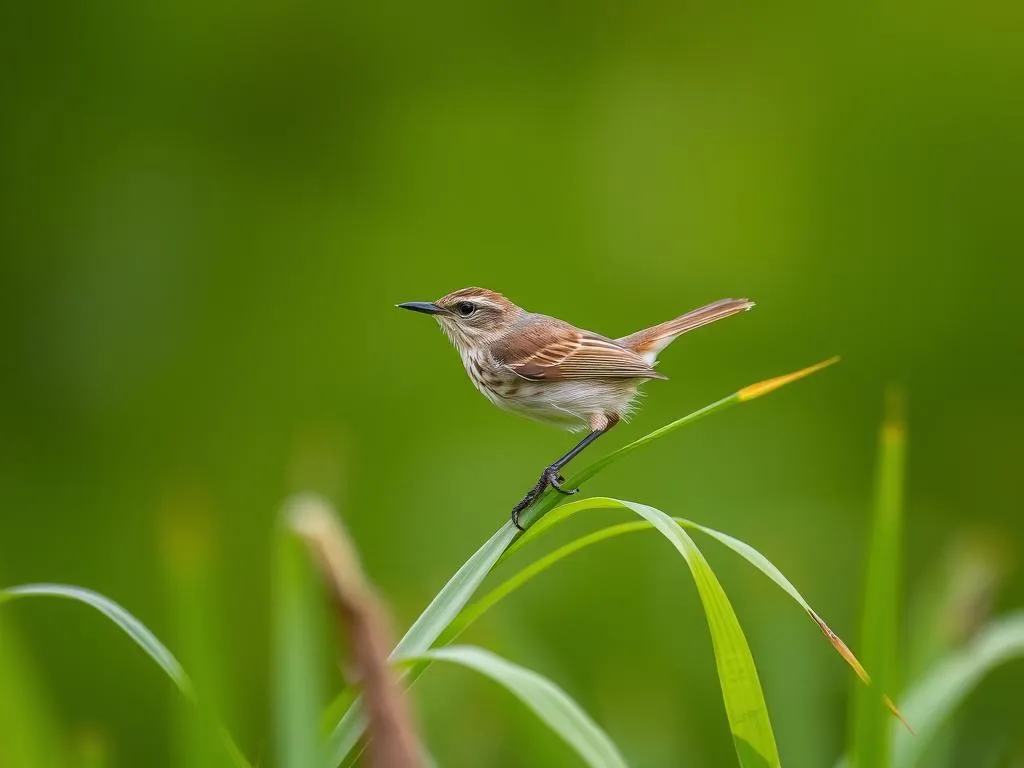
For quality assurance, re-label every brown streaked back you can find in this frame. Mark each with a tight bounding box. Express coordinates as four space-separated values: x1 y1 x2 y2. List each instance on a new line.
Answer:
495 315 666 381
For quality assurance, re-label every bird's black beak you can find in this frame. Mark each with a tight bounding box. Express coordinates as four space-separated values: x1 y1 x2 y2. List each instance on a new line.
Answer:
397 301 444 315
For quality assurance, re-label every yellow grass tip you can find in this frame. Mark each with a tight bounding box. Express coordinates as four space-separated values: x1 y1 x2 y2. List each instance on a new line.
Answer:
882 385 907 440
885 696 915 735
738 356 841 403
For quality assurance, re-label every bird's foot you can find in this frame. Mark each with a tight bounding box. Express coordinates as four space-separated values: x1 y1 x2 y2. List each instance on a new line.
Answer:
546 467 579 496
510 466 579 531
510 479 545 531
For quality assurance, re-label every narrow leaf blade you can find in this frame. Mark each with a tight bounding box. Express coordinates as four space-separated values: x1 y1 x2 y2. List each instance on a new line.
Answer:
609 501 780 768
414 646 628 768
851 394 907 768
0 584 252 768
0 583 188 690
440 522 651 647
324 359 837 763
516 357 840 531
0 610 66 767
495 497 882 700
894 612 1024 768
323 523 518 765
737 357 840 402
162 511 233 768
498 498 783 766
274 513 326 768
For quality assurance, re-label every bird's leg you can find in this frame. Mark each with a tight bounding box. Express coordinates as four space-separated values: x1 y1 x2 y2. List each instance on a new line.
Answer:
511 418 618 530
543 429 606 495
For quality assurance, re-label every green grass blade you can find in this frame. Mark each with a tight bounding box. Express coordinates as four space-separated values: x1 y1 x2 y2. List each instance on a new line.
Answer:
0 583 252 768
0 583 188 689
682 523 875 691
324 358 837 764
274 509 327 768
599 501 780 767
898 535 1007 768
0 611 67 768
457 499 877 694
412 645 628 768
337 500 782 767
893 612 1024 768
392 523 519 660
439 521 651 646
290 496 424 768
850 395 907 768
515 358 840 530
497 498 783 766
323 523 518 765
162 513 233 768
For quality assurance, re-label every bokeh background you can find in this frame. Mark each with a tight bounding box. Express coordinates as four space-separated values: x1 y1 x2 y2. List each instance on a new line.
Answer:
2 1 1023 766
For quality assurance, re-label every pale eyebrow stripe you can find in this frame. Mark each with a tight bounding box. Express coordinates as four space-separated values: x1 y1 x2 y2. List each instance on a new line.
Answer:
448 297 497 310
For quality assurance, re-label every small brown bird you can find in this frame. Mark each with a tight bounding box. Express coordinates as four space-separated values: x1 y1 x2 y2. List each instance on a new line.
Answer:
399 288 754 529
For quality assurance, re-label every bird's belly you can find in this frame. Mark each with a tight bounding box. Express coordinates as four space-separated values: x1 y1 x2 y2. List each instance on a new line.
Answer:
479 374 641 432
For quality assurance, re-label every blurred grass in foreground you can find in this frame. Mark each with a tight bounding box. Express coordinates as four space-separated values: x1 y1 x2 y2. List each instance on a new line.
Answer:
1 364 1022 766
850 390 907 768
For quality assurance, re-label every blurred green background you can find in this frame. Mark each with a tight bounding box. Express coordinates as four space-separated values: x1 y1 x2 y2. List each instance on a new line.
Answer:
2 0 1023 765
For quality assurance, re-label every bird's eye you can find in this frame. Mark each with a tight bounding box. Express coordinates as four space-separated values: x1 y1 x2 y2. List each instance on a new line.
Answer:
456 301 476 317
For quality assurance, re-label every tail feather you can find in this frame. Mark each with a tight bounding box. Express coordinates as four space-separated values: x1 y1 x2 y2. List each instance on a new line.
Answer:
617 298 754 363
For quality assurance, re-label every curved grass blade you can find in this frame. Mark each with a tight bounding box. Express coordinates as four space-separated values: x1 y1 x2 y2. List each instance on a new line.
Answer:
438 521 651 647
0 583 188 688
411 646 628 768
851 393 908 768
893 612 1024 768
488 496 902 723
325 357 837 764
393 523 520 660
323 523 518 765
501 499 781 765
338 501 781 767
0 583 251 768
612 500 780 767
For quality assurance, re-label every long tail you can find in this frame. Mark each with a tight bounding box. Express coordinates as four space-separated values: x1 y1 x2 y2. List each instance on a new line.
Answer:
617 298 754 363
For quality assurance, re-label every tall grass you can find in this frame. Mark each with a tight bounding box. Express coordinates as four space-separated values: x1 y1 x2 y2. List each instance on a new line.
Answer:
2 360 1020 766
849 390 907 768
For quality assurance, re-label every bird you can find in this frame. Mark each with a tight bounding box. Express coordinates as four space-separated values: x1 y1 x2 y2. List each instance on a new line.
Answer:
398 288 754 529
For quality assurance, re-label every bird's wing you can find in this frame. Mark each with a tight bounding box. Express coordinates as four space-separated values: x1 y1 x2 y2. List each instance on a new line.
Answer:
495 319 667 381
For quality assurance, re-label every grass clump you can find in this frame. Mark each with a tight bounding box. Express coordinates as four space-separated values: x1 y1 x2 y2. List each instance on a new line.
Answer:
9 357 1020 766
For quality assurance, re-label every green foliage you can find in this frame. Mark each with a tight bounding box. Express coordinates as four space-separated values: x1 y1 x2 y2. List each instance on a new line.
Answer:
0 584 250 768
412 646 628 768
0 613 66 767
163 514 233 768
850 396 907 768
0 585 188 690
327 361 837 764
274 520 327 768
3 1 1022 760
323 523 520 765
894 612 1024 768
1 363 1018 767
610 500 780 768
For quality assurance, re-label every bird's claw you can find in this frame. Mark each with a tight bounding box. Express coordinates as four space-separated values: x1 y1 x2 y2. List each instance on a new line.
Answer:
547 469 578 496
511 494 534 531
510 480 544 530
511 467 581 530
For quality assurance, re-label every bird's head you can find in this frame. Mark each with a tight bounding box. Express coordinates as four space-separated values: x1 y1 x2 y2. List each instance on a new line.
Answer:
398 287 523 350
